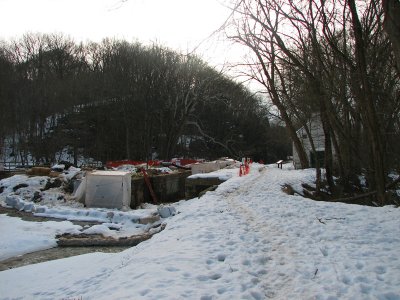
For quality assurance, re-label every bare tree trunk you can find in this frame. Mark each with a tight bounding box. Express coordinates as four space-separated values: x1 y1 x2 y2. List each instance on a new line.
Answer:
383 0 400 72
122 105 131 160
348 0 386 204
319 102 335 193
235 33 309 168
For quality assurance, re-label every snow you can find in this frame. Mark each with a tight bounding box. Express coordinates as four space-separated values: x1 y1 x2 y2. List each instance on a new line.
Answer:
0 171 162 257
114 164 137 173
34 206 155 223
51 164 65 170
60 166 82 181
188 167 238 181
0 163 400 299
0 175 48 195
0 172 80 208
0 215 81 261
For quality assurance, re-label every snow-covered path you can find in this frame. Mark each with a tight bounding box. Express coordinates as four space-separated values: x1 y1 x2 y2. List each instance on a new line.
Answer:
218 167 400 299
0 165 399 299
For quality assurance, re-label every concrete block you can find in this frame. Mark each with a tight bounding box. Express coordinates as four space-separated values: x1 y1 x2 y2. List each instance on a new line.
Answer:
191 162 220 175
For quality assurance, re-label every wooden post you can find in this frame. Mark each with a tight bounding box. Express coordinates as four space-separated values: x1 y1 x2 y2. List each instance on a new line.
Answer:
141 168 158 204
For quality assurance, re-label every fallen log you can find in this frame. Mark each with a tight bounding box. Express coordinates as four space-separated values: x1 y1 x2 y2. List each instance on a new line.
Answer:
57 234 151 247
57 224 166 247
331 191 377 204
333 176 400 205
26 167 51 176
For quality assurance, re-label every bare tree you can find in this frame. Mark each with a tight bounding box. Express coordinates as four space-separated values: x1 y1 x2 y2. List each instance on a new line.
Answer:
228 0 399 203
383 0 400 72
227 0 310 169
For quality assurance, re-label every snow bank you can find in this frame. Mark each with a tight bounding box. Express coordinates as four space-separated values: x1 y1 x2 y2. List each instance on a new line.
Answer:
34 206 155 223
0 172 166 248
0 175 48 195
0 215 81 261
188 167 239 181
0 173 75 208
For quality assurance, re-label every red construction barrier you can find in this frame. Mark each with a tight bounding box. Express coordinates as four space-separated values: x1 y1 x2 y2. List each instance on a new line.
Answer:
147 160 161 167
239 158 251 176
106 160 139 168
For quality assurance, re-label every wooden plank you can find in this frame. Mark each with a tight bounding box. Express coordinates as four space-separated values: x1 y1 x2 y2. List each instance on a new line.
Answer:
141 168 159 204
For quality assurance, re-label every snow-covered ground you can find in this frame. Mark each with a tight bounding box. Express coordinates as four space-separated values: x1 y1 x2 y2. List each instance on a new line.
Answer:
188 167 239 181
0 163 400 299
0 215 82 261
0 170 162 260
0 205 161 261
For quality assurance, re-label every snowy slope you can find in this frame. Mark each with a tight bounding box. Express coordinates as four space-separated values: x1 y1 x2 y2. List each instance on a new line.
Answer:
0 164 399 299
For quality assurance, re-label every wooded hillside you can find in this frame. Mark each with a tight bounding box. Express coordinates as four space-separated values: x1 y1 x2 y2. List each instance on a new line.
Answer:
0 35 290 165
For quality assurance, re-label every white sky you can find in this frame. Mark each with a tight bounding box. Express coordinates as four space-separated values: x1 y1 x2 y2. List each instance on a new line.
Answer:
0 0 245 69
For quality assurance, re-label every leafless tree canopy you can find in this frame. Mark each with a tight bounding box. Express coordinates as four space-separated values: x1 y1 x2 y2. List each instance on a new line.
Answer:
0 34 290 165
227 0 400 204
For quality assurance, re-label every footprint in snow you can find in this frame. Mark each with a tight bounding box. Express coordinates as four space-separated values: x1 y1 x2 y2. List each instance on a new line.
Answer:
355 261 364 270
165 266 180 272
140 289 151 296
341 275 352 285
206 258 214 265
319 247 329 257
374 266 386 274
255 255 271 265
218 287 227 294
196 273 222 281
242 259 251 266
217 253 226 262
197 275 209 281
210 273 222 280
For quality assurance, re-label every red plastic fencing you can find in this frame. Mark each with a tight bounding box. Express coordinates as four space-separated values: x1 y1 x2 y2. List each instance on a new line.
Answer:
239 158 252 177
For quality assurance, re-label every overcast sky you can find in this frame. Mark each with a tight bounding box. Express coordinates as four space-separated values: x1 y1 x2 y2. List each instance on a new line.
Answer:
0 0 245 68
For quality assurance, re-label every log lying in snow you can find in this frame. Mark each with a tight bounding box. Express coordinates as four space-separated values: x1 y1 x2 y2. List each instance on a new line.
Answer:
57 224 166 247
26 167 51 176
57 233 151 247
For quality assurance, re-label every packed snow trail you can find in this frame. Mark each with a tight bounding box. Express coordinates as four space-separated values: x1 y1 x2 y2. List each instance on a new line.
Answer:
0 164 399 299
213 166 297 298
